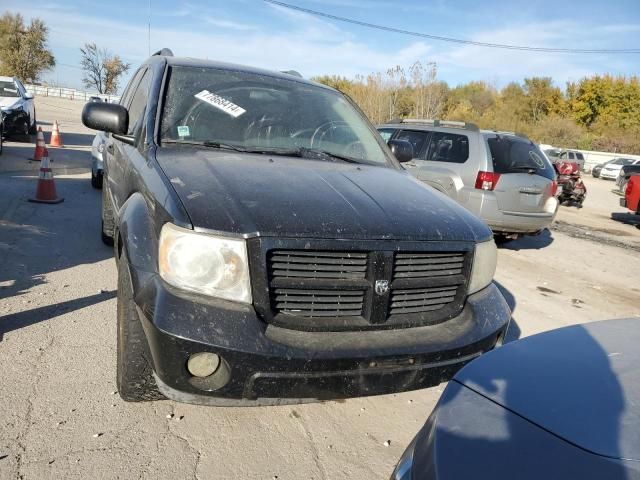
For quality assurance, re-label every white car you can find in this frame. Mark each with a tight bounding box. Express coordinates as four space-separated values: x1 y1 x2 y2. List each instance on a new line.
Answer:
599 157 639 180
0 76 36 137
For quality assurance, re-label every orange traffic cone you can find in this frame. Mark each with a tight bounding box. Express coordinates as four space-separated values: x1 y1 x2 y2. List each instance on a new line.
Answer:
31 127 46 161
28 153 63 204
50 120 64 147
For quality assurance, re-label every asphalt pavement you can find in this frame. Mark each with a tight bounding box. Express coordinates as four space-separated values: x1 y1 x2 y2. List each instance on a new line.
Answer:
1 97 639 480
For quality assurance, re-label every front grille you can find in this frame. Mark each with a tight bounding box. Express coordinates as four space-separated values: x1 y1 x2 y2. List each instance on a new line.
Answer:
390 285 460 315
269 250 367 279
260 244 471 331
393 253 465 279
272 288 365 317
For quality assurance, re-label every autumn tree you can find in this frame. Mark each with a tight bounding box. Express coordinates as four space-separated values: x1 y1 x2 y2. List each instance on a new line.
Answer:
0 12 55 83
80 43 130 94
522 77 565 122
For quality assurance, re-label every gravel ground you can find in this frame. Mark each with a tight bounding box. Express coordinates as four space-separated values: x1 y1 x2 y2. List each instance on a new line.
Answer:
1 97 639 479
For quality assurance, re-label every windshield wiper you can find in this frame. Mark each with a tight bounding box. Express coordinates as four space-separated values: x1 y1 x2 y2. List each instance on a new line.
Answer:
162 139 249 152
162 141 364 163
293 147 362 164
511 165 538 173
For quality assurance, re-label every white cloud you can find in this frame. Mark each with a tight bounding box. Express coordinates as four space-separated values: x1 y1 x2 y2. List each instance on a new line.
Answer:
7 1 638 91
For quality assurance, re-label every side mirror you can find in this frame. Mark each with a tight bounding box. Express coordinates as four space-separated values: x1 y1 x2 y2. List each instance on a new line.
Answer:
82 102 128 135
24 92 34 100
388 139 414 163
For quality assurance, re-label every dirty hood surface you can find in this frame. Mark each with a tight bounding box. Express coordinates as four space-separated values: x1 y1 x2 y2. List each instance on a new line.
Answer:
156 147 490 241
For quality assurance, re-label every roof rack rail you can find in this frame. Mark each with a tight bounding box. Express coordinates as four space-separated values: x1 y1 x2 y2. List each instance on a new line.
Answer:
281 70 303 78
152 48 174 57
495 130 529 139
399 119 480 132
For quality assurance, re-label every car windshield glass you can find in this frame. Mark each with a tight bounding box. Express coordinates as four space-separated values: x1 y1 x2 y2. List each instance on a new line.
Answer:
612 158 635 166
160 66 391 166
486 135 555 181
0 81 20 98
544 148 561 158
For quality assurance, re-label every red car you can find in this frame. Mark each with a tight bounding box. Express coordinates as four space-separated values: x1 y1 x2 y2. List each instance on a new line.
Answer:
621 175 640 213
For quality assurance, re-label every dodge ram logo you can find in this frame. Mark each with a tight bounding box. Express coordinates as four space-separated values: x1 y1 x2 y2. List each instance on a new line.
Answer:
375 280 390 296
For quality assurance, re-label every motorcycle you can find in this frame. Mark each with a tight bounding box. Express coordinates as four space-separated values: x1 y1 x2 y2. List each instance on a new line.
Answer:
554 161 586 207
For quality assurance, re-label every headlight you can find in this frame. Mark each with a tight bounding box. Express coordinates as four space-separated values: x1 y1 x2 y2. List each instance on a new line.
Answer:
97 143 105 153
391 436 417 480
468 239 497 294
158 223 252 303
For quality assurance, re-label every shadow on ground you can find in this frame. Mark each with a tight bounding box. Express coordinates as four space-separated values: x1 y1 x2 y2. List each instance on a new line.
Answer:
0 141 92 175
611 212 640 229
497 228 554 251
0 175 112 341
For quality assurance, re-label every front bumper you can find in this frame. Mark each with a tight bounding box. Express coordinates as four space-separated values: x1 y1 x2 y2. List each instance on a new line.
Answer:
1 109 28 134
465 190 557 234
600 171 618 179
133 271 511 405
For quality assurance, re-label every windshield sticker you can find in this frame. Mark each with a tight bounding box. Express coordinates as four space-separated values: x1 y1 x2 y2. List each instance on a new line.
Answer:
177 125 190 137
194 90 246 118
529 151 546 168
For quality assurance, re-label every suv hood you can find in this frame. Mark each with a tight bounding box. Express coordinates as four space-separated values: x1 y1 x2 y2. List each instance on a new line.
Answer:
455 318 640 461
0 97 21 109
156 147 490 241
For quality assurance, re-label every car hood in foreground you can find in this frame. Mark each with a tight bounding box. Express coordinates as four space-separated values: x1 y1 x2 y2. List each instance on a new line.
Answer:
0 97 21 109
454 318 640 461
155 147 491 241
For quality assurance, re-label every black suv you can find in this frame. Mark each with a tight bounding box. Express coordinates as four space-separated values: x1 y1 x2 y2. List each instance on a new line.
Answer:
82 50 510 405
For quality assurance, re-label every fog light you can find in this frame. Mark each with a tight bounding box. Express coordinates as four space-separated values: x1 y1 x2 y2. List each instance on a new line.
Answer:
187 352 220 378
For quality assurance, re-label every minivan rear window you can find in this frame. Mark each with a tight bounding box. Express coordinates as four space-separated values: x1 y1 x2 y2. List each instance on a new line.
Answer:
486 135 555 181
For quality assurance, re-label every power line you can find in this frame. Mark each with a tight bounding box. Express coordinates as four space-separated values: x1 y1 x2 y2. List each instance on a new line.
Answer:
263 0 640 54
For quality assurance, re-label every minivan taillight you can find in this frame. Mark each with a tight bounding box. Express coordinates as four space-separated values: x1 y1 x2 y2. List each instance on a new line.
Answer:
551 180 558 196
475 171 501 191
626 181 634 196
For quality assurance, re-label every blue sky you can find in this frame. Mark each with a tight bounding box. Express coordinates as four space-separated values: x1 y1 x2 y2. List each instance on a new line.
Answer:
5 0 640 92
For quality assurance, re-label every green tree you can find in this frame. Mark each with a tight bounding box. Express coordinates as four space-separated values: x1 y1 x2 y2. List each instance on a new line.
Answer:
80 43 130 94
0 12 55 83
522 77 565 122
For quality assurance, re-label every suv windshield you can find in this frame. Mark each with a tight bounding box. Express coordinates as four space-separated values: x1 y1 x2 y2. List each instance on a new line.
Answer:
0 81 20 98
486 135 555 181
611 158 635 166
160 66 391 166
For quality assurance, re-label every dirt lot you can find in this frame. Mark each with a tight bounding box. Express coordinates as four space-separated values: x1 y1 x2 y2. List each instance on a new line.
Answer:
1 97 639 479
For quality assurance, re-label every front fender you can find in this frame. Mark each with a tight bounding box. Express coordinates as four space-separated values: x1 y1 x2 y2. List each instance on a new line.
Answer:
117 192 160 295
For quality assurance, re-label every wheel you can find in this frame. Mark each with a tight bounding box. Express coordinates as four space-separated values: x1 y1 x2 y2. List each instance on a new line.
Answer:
494 234 515 245
91 169 103 189
101 185 115 246
28 110 37 135
116 252 164 402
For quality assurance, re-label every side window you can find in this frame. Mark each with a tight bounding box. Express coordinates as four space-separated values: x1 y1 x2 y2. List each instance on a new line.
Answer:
424 132 469 163
559 152 567 159
119 69 144 108
377 128 395 143
126 70 151 136
568 152 575 160
576 153 584 160
396 130 429 158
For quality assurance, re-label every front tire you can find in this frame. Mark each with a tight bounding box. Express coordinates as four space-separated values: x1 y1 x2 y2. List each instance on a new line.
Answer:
116 252 164 402
28 110 37 135
101 186 114 245
91 169 103 189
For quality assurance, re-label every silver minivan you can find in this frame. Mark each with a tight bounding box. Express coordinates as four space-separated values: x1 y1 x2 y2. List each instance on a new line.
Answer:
378 119 558 239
